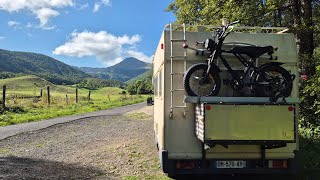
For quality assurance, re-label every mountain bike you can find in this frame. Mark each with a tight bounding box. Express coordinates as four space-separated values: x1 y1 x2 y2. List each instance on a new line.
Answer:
183 20 295 101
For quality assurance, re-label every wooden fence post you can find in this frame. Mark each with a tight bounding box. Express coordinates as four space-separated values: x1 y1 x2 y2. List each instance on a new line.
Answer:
66 94 69 105
76 88 78 103
47 86 50 105
2 85 6 109
88 91 91 101
40 89 43 97
108 95 111 102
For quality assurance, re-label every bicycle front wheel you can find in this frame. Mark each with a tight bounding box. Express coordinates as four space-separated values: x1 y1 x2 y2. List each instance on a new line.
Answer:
183 63 221 96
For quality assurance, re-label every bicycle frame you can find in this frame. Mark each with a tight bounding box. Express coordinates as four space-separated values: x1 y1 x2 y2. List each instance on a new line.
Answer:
203 21 259 88
220 51 259 85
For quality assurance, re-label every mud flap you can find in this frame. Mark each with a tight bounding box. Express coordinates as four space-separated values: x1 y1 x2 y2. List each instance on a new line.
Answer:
160 150 175 176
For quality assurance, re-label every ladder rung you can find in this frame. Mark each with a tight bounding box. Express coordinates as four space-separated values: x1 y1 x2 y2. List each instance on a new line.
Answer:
172 89 185 92
171 56 187 59
171 72 184 75
173 106 187 108
171 39 186 42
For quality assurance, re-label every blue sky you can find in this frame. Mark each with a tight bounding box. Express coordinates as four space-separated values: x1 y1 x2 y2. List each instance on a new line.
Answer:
0 0 176 67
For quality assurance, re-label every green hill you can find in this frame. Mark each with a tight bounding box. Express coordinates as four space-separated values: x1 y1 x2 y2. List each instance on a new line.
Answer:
0 75 75 95
0 75 125 97
78 57 151 82
126 69 152 85
0 49 91 85
0 75 51 89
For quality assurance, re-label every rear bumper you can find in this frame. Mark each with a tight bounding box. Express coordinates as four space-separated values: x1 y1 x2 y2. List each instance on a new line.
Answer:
175 168 297 175
160 150 300 176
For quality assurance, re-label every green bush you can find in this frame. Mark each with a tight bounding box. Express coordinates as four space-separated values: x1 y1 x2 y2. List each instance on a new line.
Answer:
300 65 320 127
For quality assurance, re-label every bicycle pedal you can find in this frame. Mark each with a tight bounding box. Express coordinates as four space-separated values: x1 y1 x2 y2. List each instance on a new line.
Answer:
223 79 230 85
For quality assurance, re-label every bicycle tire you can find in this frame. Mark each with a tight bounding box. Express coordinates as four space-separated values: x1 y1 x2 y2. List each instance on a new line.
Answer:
183 63 221 96
254 65 292 97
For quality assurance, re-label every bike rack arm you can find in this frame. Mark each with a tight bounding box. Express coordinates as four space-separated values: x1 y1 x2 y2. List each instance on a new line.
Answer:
185 96 300 104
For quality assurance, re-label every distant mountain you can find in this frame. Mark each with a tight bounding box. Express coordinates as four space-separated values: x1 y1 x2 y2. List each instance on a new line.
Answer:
77 57 151 82
0 49 91 84
126 69 152 85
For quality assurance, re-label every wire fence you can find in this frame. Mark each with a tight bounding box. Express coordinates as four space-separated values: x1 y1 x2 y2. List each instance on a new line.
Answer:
0 85 136 109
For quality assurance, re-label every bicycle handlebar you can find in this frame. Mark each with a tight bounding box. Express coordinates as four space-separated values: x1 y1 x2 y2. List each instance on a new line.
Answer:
228 20 241 27
219 20 241 40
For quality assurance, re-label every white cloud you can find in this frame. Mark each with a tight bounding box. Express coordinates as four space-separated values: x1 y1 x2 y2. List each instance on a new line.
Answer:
77 3 89 10
34 8 59 27
126 50 153 63
93 0 111 13
101 0 111 6
93 3 100 13
53 30 151 66
0 0 74 28
0 37 5 40
8 21 20 28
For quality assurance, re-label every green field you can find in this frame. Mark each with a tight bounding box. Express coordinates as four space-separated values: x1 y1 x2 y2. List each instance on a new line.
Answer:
0 76 146 126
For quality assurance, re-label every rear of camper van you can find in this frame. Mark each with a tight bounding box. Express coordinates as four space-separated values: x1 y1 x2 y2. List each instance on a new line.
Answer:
152 24 300 178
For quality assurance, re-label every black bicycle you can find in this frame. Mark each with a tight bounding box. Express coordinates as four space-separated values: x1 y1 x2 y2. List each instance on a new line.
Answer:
183 20 295 100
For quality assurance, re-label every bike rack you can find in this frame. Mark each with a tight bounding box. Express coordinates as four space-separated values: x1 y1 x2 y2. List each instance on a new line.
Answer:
166 24 291 118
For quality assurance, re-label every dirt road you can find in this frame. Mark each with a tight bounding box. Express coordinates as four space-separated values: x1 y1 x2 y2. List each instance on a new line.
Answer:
0 103 166 179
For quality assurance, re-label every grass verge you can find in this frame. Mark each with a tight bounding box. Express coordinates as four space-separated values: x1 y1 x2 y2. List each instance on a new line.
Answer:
0 96 146 126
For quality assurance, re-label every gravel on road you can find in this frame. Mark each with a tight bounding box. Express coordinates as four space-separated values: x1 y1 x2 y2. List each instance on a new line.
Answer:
0 103 167 180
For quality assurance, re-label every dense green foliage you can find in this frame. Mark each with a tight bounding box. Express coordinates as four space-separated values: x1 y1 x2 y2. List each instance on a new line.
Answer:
78 57 151 82
0 49 91 85
300 65 320 127
299 126 320 168
76 78 124 90
0 72 24 79
126 70 153 95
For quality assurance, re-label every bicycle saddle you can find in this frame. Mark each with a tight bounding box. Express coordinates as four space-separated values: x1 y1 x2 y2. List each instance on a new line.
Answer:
230 45 274 59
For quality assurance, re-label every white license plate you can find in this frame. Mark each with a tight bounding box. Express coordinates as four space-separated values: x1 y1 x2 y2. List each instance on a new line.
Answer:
216 161 246 168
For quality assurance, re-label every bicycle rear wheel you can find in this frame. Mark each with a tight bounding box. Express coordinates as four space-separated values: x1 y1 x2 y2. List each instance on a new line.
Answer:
183 63 221 96
254 65 292 97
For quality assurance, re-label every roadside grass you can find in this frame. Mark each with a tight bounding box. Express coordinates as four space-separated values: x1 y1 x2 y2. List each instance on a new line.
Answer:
0 75 147 126
0 96 146 126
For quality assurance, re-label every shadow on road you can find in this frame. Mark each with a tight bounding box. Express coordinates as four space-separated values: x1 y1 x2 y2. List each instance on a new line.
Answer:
0 156 108 179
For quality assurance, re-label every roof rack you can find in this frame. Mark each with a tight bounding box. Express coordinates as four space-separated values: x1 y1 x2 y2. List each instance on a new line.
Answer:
165 24 289 34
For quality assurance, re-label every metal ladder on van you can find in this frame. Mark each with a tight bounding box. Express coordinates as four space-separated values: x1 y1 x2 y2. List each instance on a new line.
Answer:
169 23 188 118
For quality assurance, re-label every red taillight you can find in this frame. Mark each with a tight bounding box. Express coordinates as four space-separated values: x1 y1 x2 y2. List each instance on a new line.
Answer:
161 43 164 49
269 160 288 168
288 106 294 112
176 160 198 169
183 43 188 48
205 105 211 111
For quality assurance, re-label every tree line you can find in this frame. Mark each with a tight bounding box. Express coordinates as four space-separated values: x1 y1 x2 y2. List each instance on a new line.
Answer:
126 71 153 95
